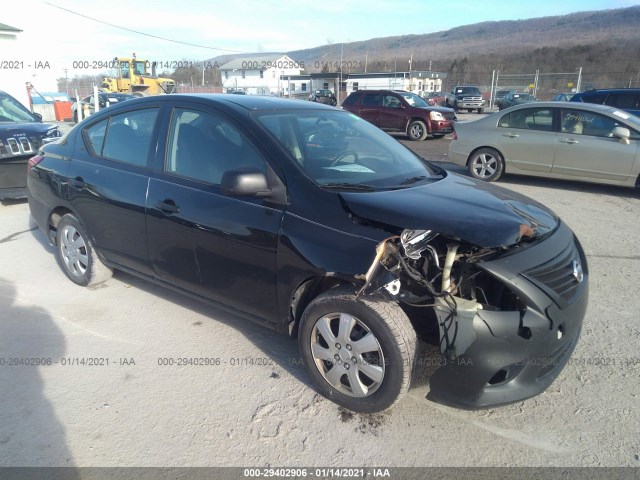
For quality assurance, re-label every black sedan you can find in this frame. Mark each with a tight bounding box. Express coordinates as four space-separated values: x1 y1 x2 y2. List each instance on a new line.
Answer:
309 89 337 106
28 94 587 412
499 92 538 110
0 90 62 200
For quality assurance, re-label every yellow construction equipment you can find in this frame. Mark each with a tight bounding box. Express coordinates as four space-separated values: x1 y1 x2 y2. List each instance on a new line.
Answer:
101 53 176 95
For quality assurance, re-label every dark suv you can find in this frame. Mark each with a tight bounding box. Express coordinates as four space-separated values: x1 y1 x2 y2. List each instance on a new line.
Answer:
341 89 456 140
309 89 337 106
570 88 640 116
0 90 62 200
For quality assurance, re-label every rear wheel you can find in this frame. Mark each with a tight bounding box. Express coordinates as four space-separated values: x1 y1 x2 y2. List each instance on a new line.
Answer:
468 148 504 182
407 120 428 141
56 214 112 286
299 287 418 413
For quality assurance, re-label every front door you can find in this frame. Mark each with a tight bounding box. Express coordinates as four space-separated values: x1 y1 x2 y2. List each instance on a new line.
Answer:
145 103 284 322
553 108 639 183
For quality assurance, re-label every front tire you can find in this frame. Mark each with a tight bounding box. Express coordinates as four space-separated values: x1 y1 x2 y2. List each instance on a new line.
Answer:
56 214 112 286
407 120 428 141
298 287 417 413
467 147 505 182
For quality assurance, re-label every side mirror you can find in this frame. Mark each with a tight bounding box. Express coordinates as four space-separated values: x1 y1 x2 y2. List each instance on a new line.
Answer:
221 168 270 197
612 126 631 144
33 112 43 122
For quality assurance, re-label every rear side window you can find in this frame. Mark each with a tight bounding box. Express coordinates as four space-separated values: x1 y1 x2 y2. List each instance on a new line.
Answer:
341 94 357 107
84 108 159 167
362 94 382 106
604 93 638 110
498 108 554 131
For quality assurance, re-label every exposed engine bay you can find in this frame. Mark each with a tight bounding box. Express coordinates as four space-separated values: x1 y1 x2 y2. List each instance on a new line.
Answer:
358 229 533 359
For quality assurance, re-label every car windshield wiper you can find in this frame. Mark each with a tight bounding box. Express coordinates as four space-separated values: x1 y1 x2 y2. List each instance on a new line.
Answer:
398 175 427 185
321 182 378 191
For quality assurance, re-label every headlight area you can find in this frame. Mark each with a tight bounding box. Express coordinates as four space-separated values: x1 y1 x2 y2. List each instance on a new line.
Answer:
429 111 445 121
357 226 587 409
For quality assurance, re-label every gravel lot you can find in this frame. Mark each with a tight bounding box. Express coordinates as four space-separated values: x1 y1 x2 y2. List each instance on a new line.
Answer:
1 114 639 469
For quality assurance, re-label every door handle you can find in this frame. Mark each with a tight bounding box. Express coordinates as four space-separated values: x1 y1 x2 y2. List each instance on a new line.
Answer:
155 200 181 214
503 132 519 138
69 177 86 189
559 138 579 144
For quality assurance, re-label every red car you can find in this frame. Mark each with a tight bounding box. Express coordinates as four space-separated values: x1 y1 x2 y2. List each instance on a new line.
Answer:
342 90 456 140
425 91 456 108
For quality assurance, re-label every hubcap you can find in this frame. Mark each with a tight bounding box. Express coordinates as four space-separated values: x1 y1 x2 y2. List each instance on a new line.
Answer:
472 153 497 178
60 225 88 277
410 124 423 138
309 313 385 397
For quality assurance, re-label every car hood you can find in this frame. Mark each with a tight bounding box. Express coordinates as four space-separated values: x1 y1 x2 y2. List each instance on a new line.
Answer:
0 121 59 138
417 106 454 114
339 172 558 248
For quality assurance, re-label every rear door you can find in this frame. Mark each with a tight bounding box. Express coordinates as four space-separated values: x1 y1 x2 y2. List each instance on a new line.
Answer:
145 101 284 322
358 93 382 126
69 105 161 275
496 107 557 173
553 108 638 183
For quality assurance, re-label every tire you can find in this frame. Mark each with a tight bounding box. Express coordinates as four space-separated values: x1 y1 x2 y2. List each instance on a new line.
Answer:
477 108 484 114
467 147 505 182
467 109 473 113
407 120 428 141
56 213 112 287
298 286 418 413
73 110 79 123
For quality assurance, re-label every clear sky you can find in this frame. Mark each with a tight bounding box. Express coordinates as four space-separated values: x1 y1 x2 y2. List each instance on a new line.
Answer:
4 0 638 89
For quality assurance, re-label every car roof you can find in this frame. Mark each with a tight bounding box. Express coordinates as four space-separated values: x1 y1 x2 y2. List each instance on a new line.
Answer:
497 101 640 123
91 93 337 113
577 88 640 95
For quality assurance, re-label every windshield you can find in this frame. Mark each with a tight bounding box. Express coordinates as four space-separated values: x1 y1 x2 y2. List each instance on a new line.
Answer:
257 110 442 190
0 92 37 123
455 87 480 95
398 91 429 107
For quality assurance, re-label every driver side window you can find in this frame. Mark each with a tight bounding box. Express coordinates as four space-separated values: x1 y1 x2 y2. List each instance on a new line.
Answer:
383 95 401 108
165 108 266 185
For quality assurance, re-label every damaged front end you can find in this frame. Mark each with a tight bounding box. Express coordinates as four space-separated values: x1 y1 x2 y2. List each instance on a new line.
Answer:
357 222 588 409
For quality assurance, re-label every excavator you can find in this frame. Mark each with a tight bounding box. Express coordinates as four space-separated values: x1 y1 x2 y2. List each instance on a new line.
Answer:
101 53 176 96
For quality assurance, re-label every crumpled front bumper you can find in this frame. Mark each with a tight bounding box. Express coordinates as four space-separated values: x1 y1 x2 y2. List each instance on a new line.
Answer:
427 221 588 409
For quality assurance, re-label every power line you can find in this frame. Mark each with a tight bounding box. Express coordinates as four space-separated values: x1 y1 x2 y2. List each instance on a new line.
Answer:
44 1 243 53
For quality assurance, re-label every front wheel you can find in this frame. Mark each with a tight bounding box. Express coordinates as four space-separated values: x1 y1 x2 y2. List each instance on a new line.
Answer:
407 120 428 141
477 108 484 114
468 148 504 182
299 287 418 413
56 214 113 286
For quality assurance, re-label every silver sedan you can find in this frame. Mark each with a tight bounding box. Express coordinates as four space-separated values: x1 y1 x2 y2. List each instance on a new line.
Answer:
448 101 640 188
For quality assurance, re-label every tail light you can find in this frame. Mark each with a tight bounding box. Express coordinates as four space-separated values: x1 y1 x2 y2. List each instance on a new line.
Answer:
27 154 44 173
